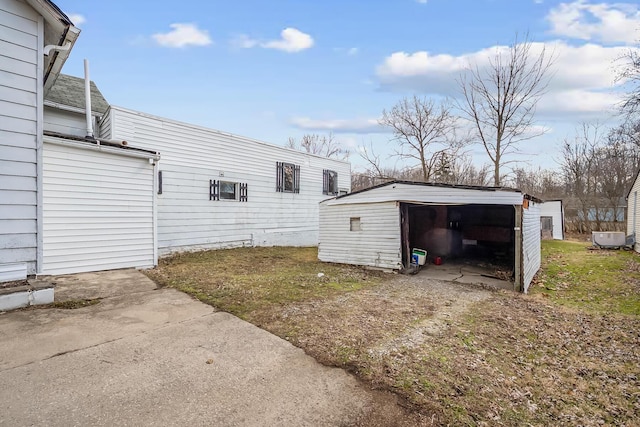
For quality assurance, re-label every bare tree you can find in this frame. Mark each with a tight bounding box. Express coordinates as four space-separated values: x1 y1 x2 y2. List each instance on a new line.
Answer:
617 46 640 117
458 34 554 186
358 141 387 179
507 167 563 199
352 141 403 191
598 123 640 225
286 133 350 160
557 122 636 233
379 96 463 182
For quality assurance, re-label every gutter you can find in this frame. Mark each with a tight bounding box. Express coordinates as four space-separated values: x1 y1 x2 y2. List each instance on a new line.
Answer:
43 26 80 95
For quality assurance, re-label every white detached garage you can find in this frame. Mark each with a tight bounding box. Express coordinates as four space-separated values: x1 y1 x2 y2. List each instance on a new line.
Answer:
319 181 542 292
42 135 159 275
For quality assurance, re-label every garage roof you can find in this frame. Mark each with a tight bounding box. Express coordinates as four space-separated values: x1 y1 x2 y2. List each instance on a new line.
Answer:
323 180 525 206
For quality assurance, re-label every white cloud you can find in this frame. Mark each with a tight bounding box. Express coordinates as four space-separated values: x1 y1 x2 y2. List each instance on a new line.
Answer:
290 116 385 134
546 0 640 44
67 13 85 26
416 0 428 3
347 47 359 55
375 41 637 116
538 89 623 115
235 28 313 53
263 28 314 52
152 23 212 48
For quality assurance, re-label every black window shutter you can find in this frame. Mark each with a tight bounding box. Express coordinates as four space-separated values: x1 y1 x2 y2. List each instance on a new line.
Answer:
158 171 163 195
322 169 328 195
294 165 300 193
276 162 283 192
210 179 219 201
240 183 248 202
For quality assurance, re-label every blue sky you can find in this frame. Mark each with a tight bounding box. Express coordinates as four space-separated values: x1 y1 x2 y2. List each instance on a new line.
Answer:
55 0 640 174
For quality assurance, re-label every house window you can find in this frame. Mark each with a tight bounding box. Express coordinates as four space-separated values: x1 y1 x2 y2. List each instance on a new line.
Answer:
276 162 300 193
220 181 236 200
210 180 248 202
323 169 338 195
350 217 361 231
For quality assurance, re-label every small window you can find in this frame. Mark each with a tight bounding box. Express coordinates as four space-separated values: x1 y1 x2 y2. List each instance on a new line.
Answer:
276 162 300 193
220 181 236 200
350 217 361 231
323 169 338 195
210 180 248 202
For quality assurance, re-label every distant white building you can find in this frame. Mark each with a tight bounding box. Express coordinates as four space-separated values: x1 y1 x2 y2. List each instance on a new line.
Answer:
540 200 564 240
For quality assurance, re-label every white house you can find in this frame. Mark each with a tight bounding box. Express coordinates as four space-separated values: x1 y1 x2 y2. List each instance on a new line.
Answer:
628 169 639 253
98 106 351 256
540 200 564 240
0 0 79 281
318 181 541 292
37 76 350 275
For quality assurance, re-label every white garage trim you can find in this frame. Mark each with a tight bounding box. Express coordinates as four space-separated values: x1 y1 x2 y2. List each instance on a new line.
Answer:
42 137 157 275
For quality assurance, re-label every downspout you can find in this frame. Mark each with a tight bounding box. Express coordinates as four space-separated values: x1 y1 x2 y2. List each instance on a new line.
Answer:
43 41 71 56
84 59 94 139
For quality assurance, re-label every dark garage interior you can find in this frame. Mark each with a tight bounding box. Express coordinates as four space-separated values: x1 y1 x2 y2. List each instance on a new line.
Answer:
401 203 516 275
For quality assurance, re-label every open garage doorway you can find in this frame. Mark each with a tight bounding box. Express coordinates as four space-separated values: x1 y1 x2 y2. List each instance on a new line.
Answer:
401 203 516 282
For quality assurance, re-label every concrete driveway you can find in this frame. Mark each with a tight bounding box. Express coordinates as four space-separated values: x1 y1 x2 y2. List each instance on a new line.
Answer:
0 269 415 426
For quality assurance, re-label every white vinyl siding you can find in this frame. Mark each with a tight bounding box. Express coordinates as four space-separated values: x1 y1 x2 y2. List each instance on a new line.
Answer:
540 200 564 240
319 201 401 270
43 106 89 137
318 182 542 292
101 106 351 254
0 0 40 276
628 174 640 253
42 141 155 275
522 200 541 292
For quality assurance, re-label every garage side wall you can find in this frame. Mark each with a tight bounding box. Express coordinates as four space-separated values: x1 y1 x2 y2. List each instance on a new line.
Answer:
319 202 401 270
522 200 541 292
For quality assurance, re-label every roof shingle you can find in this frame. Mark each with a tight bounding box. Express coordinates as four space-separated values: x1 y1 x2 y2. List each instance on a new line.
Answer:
45 74 110 114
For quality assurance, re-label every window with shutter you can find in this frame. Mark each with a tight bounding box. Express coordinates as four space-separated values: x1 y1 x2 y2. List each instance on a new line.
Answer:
323 169 338 195
276 162 300 193
210 180 248 202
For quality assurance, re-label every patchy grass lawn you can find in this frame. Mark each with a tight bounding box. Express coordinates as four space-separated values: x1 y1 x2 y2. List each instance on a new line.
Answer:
145 242 640 426
532 240 640 315
144 246 385 319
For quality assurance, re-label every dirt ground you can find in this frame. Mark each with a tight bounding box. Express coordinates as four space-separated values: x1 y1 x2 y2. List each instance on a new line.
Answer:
248 272 640 426
260 273 495 363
